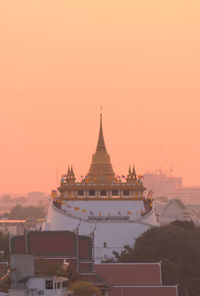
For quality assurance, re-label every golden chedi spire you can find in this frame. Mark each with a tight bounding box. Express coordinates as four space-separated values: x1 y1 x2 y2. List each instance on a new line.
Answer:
87 111 115 183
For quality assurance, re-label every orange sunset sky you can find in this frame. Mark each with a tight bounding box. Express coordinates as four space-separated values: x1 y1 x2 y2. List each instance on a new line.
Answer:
0 1 200 194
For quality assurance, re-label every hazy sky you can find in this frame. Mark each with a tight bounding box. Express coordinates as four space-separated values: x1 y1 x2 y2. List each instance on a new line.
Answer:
0 1 200 194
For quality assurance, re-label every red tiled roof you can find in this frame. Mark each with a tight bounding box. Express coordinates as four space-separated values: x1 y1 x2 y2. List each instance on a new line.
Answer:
11 236 26 253
94 263 162 286
78 235 92 259
27 231 76 256
80 273 111 290
109 286 177 296
11 231 93 259
79 262 93 272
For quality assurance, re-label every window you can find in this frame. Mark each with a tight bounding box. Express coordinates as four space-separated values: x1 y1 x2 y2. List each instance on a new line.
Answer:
57 282 60 289
63 281 68 288
45 280 53 290
77 190 84 196
89 190 95 196
123 190 129 196
112 190 118 196
103 242 107 248
100 190 107 196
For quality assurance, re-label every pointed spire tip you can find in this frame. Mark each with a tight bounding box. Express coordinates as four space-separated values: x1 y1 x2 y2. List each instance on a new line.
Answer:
96 110 106 151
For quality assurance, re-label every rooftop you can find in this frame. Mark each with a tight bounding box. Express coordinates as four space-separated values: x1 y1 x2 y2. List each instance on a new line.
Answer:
94 263 162 286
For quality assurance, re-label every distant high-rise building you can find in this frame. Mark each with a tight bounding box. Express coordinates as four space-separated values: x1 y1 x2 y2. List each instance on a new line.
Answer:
143 172 182 198
175 186 200 204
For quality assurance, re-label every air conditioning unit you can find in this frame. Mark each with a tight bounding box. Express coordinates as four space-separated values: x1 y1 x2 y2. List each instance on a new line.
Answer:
38 290 44 295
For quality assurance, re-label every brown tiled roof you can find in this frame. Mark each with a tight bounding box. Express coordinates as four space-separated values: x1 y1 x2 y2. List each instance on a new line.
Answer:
79 262 93 272
78 235 92 259
80 272 111 290
27 231 76 256
11 231 93 259
11 235 25 253
109 286 177 296
94 263 162 286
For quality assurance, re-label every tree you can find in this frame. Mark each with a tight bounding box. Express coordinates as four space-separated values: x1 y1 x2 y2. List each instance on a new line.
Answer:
8 205 46 220
114 221 200 296
1 195 12 203
70 281 102 296
35 261 79 286
60 262 80 286
0 277 11 293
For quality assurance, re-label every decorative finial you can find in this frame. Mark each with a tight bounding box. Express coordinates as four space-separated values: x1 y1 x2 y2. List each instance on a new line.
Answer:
96 108 106 151
71 165 74 177
100 106 103 123
128 166 131 174
133 165 136 175
67 165 70 176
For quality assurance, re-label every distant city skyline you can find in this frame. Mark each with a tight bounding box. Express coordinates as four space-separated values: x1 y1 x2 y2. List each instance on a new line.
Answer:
0 1 200 193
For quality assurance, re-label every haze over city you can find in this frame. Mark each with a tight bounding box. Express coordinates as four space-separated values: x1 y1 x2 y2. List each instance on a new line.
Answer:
1 2 200 296
0 1 200 194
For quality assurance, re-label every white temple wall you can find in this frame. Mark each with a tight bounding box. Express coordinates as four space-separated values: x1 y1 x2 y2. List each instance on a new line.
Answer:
93 222 150 262
60 200 146 220
142 209 158 225
44 201 156 262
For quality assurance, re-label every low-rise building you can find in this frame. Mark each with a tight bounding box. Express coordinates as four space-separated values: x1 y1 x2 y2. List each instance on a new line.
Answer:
175 186 200 204
9 276 72 296
9 254 72 296
93 263 178 296
157 199 191 225
9 231 178 296
0 220 26 235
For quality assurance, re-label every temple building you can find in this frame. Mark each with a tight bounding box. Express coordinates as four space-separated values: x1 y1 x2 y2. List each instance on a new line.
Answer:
43 113 157 262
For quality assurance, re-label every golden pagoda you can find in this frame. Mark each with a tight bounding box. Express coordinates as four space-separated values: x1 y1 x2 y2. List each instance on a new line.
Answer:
45 112 157 263
87 112 115 183
57 112 148 200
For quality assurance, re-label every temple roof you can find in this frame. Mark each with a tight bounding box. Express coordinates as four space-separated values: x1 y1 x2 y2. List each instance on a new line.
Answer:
94 263 162 286
87 113 115 183
96 113 106 151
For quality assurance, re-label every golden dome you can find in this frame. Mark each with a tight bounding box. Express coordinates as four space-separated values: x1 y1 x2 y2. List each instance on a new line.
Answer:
87 113 115 183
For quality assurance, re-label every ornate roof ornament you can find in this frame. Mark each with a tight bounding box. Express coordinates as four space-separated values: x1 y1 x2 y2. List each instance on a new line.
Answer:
87 111 115 183
67 166 71 176
96 110 106 152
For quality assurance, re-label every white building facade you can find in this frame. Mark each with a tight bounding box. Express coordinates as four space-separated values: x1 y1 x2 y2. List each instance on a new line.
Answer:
9 276 72 296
